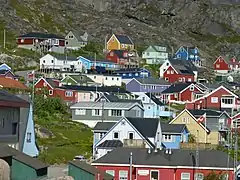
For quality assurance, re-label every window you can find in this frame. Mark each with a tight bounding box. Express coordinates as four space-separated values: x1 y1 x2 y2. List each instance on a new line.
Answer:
65 91 73 97
66 41 68 45
106 170 115 176
177 54 181 58
69 35 74 39
20 39 24 43
128 132 134 139
195 173 204 180
93 109 101 116
216 64 220 68
148 106 151 109
54 39 59 45
222 98 233 104
105 77 108 80
112 77 114 80
75 109 86 115
12 122 17 135
181 173 190 180
221 173 228 180
171 70 174 74
179 77 182 82
164 135 172 142
51 60 54 63
167 70 170 74
113 132 119 139
157 132 160 142
166 63 169 66
135 73 138 76
99 133 105 139
165 77 169 82
27 132 31 143
49 90 53 95
112 38 115 42
119 170 128 180
211 97 218 103
117 78 119 81
111 110 122 116
94 76 96 79
142 97 145 101
121 44 125 48
43 60 45 63
190 85 194 91
182 117 186 123
188 78 192 82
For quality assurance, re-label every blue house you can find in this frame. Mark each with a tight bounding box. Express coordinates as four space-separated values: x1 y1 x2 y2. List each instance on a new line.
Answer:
175 46 201 66
113 68 150 79
78 56 120 72
136 92 175 118
92 117 188 160
0 63 11 71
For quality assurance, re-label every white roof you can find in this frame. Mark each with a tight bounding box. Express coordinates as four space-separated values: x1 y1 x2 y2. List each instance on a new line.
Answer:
70 102 142 110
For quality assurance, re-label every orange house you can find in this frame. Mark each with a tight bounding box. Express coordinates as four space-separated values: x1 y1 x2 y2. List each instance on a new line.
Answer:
106 34 134 51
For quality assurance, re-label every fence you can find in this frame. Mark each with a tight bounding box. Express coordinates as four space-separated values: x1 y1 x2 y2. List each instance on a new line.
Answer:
181 143 218 150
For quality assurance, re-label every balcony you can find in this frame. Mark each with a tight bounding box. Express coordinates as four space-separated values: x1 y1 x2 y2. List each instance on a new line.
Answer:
123 139 146 148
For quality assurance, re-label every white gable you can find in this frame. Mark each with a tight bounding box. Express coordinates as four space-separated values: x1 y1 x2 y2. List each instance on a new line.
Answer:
159 59 171 78
95 117 149 148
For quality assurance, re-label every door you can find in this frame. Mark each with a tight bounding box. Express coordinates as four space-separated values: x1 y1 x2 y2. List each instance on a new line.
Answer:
150 171 159 180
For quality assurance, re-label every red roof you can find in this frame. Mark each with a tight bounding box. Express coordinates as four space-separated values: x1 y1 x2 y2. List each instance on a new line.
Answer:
0 77 28 89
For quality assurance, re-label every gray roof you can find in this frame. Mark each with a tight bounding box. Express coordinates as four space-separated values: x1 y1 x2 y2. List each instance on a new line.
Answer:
136 78 170 85
53 54 78 61
161 123 187 134
97 93 142 104
0 90 29 105
188 109 227 117
161 83 193 94
114 34 133 45
69 161 113 180
19 32 65 39
93 147 234 168
169 59 197 75
71 31 88 42
45 78 60 88
145 93 164 106
0 146 48 170
93 122 116 131
70 102 142 110
97 140 123 148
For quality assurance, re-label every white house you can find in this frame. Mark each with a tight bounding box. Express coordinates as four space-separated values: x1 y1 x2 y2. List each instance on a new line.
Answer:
92 117 163 160
142 45 168 64
40 53 82 72
86 74 122 87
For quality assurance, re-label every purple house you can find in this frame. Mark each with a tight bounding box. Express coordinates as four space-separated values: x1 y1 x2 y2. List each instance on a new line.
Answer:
126 78 171 98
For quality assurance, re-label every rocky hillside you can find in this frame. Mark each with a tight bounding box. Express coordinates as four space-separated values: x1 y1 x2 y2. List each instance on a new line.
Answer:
0 0 240 66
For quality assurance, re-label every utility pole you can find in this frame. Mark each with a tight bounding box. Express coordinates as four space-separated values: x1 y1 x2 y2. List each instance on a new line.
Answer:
3 29 6 49
101 100 104 122
129 152 133 180
196 130 199 174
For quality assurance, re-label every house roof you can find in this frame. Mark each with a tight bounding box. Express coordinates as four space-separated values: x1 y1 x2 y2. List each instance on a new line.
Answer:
92 147 234 169
111 50 128 59
60 85 129 93
71 30 88 42
114 34 133 45
188 109 226 117
70 102 143 110
45 78 60 88
0 77 28 89
0 90 29 106
0 70 12 75
97 140 123 148
169 59 197 75
69 75 95 83
97 93 142 104
135 78 170 85
151 45 167 52
84 57 118 64
161 123 187 133
69 161 113 180
93 122 116 131
52 54 78 61
0 145 48 170
19 32 64 39
145 93 164 106
161 83 193 94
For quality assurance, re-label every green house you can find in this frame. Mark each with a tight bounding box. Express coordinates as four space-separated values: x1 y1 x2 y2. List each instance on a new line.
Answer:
68 161 113 180
0 145 48 180
61 74 97 86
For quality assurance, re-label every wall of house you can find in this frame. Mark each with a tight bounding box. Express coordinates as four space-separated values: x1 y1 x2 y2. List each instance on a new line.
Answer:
107 36 120 50
159 60 170 78
86 74 122 86
214 57 229 71
68 164 95 180
164 66 194 83
65 31 82 49
77 91 96 102
162 134 181 149
126 79 141 92
95 148 114 160
22 104 39 157
96 165 131 180
94 131 107 145
180 85 201 102
54 89 77 103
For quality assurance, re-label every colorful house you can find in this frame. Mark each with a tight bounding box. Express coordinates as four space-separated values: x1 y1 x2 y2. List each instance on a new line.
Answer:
92 147 234 180
142 45 168 64
92 117 188 159
0 63 11 71
113 68 150 82
126 78 170 98
61 74 96 86
65 30 88 50
106 34 134 51
175 46 201 66
213 56 230 74
169 108 230 145
185 85 240 113
68 161 113 180
86 73 122 87
161 82 204 103
17 32 66 54
106 49 139 68
78 56 120 73
0 70 17 80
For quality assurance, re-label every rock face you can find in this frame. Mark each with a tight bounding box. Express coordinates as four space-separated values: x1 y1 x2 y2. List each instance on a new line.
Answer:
0 0 240 64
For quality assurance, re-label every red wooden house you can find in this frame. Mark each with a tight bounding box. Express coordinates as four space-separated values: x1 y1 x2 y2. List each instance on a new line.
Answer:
163 64 195 83
34 77 78 103
17 32 65 53
229 56 240 70
186 85 240 112
0 70 17 80
161 83 204 103
92 147 234 180
213 56 240 73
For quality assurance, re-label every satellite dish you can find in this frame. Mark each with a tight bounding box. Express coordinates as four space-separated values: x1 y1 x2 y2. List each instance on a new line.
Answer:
227 76 234 82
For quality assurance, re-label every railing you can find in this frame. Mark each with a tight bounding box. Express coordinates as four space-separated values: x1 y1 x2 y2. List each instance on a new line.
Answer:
180 143 218 150
123 139 146 148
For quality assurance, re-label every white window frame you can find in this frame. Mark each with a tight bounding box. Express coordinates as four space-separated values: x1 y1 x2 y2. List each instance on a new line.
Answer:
111 109 122 116
92 109 102 116
216 64 220 68
188 78 192 82
195 173 204 180
179 77 182 82
113 132 119 139
165 77 169 82
182 117 186 123
163 134 172 142
119 170 128 180
167 70 170 74
221 98 233 104
171 70 174 74
65 91 73 97
49 90 53 95
181 172 190 180
211 97 218 103
150 170 159 180
75 109 86 115
106 170 115 177
190 85 194 91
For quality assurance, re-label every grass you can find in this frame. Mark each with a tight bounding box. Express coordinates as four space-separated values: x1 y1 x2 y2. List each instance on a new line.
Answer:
169 103 185 111
36 115 93 164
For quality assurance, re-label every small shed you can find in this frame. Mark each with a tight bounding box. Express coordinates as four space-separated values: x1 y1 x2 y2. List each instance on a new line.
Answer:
68 161 113 180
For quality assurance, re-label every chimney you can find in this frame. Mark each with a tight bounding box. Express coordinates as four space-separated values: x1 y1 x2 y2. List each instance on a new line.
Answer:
154 148 158 153
165 149 169 154
148 148 151 154
169 148 172 155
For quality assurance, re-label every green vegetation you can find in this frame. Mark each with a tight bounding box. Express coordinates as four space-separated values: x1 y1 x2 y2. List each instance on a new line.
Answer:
204 171 229 180
169 103 185 111
34 94 92 164
188 134 196 143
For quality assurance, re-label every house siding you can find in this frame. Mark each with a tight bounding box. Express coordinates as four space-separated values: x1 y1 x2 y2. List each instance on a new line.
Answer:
68 164 95 180
214 56 229 72
180 86 201 102
107 35 120 50
164 66 194 83
126 79 141 92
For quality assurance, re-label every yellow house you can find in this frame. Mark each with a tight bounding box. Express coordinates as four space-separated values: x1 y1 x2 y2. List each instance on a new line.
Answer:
169 109 219 145
106 34 134 51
